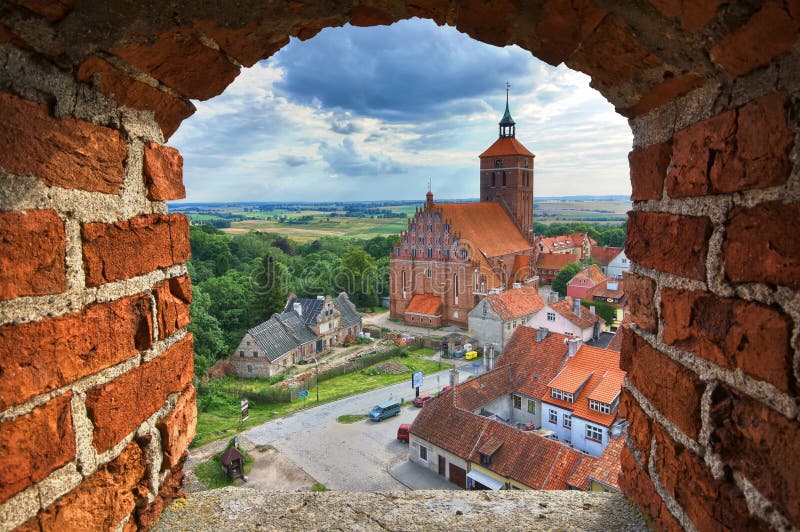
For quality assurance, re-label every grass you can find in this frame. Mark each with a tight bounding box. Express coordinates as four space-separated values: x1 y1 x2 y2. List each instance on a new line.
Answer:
337 414 368 424
193 347 442 448
311 482 327 492
194 441 253 489
220 216 407 242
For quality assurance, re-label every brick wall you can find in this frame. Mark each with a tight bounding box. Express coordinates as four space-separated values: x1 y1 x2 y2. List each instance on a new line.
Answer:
0 1 798 530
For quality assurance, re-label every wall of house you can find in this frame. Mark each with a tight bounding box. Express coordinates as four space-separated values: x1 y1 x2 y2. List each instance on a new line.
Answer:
0 2 798 530
541 403 573 445
408 436 468 483
475 395 513 421
467 303 503 347
570 416 607 458
605 251 630 279
527 306 591 342
508 394 538 427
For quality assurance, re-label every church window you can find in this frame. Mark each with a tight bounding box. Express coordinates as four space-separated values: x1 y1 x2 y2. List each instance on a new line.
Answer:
444 224 450 233
427 247 433 258
491 172 496 186
460 249 468 260
411 248 416 258
402 235 408 243
418 236 424 245
402 271 407 291
427 224 433 232
494 158 502 168
502 172 507 186
395 247 400 256
524 158 529 168
454 274 459 296
426 268 432 278
445 249 450 259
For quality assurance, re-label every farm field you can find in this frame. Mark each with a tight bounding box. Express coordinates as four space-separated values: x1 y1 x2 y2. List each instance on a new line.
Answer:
534 199 630 223
221 216 408 241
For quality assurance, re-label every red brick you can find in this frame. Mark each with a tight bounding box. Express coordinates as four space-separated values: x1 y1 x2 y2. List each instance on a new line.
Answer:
566 15 660 92
625 72 705 117
652 423 769 531
77 56 195 139
661 288 793 392
628 142 671 201
135 495 165 530
7 0 74 22
0 295 153 410
193 20 289 68
649 0 725 32
618 444 683 531
0 210 66 301
349 5 395 26
34 441 148 531
86 334 194 453
668 92 792 198
622 331 704 438
531 0 606 66
153 275 192 339
0 394 75 503
710 0 800 77
0 92 127 193
0 22 30 49
113 28 240 101
710 385 800 528
626 211 712 281
157 384 197 469
723 201 800 289
622 272 658 333
619 386 653 463
82 214 190 286
143 142 185 200
450 0 516 47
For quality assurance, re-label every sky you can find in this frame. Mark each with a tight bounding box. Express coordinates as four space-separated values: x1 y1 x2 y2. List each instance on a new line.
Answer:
170 18 633 203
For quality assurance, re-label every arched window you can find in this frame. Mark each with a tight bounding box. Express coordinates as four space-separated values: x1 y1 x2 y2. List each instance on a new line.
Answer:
492 172 496 186
402 270 407 291
454 274 459 296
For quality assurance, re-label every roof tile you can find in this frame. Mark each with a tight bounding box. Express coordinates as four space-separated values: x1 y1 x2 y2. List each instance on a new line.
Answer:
405 294 442 316
437 202 532 257
590 246 623 266
485 285 545 321
478 137 534 157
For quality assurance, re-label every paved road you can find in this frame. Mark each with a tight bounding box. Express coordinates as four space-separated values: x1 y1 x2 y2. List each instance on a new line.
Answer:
244 359 481 491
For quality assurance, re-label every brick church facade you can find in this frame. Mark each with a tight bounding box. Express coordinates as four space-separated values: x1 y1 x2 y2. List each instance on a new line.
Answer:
389 93 539 327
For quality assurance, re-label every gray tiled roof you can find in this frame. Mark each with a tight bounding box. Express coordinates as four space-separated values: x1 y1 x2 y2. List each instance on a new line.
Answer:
247 312 316 362
333 292 361 328
284 297 325 325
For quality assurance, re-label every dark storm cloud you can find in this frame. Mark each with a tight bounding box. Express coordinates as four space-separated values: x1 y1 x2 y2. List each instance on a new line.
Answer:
273 19 536 122
320 138 406 176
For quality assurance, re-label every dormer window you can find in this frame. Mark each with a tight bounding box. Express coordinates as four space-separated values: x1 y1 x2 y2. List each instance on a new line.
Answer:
551 388 574 403
480 452 492 466
589 398 616 414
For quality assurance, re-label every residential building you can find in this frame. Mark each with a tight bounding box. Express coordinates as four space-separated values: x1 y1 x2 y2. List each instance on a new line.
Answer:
590 246 630 278
527 296 604 342
230 292 362 378
566 264 606 300
541 343 626 457
585 278 626 308
536 232 594 260
606 249 630 278
535 252 580 284
467 284 546 350
389 91 538 328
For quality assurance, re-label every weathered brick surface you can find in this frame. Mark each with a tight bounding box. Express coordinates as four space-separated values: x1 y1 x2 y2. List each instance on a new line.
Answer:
77 56 195 139
620 386 653 463
153 275 192 339
566 15 660 92
0 92 128 193
31 442 148 531
143 142 185 200
0 393 75 503
113 28 240 101
7 0 74 22
618 444 682 531
158 384 197 469
622 331 704 438
530 0 606 66
711 385 800 528
0 21 30 48
622 272 657 333
667 92 792 197
86 334 194 453
192 20 289 68
82 214 190 286
0 294 153 410
626 211 712 281
710 0 800 77
652 424 769 531
661 288 793 392
625 72 705 117
0 210 66 301
723 201 800 289
628 142 670 201
648 0 725 32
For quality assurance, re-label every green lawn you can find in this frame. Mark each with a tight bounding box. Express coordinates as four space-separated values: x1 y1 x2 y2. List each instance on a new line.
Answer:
193 347 441 447
194 442 253 489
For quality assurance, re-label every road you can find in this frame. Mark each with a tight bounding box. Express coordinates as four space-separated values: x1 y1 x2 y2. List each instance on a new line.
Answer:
243 358 482 491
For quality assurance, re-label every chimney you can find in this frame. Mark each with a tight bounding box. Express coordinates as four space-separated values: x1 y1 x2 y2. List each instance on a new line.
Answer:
573 298 581 315
568 337 581 357
536 327 549 342
293 302 303 316
589 306 596 315
450 364 460 388
484 345 495 371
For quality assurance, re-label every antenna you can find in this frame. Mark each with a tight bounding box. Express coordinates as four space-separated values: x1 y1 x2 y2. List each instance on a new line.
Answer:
427 177 431 193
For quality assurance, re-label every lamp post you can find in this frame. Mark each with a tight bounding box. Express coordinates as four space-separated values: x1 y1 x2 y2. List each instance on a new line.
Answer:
313 356 320 402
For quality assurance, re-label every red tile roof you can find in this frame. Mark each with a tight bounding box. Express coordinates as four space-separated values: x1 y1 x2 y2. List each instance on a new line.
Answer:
453 366 514 411
437 202 532 258
591 246 623 266
511 254 532 280
498 328 571 400
568 264 607 286
607 315 632 352
404 294 442 316
537 233 589 252
479 137 534 157
548 367 594 395
588 435 625 490
409 392 489 461
485 285 546 321
535 253 580 271
549 297 605 330
543 344 626 426
566 454 598 490
586 279 625 300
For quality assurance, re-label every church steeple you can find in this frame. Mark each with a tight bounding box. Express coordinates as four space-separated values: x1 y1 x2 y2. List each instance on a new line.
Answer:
499 81 515 138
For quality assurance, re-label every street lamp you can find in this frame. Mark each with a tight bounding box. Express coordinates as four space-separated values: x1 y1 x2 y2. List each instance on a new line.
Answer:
312 356 320 402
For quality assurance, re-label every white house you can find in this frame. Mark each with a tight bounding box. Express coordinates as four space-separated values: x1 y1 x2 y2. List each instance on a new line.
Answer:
590 246 630 278
606 249 630 278
526 296 604 342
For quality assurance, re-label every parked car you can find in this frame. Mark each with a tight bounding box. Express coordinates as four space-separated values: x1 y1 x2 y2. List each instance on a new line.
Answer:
412 394 434 407
369 400 401 421
435 385 452 397
397 423 410 443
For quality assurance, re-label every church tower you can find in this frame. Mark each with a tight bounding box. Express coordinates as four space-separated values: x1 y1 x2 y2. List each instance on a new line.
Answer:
479 84 535 240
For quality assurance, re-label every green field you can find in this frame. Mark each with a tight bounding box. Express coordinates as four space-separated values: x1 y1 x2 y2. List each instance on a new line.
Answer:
534 199 630 223
220 216 408 242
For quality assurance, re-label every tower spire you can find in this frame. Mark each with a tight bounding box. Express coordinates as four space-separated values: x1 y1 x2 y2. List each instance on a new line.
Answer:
499 82 515 138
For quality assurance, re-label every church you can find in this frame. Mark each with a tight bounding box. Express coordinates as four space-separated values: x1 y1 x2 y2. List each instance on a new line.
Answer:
389 91 539 328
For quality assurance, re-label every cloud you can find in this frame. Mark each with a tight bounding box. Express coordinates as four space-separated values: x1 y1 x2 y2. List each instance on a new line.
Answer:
320 138 407 177
281 155 308 167
330 118 360 134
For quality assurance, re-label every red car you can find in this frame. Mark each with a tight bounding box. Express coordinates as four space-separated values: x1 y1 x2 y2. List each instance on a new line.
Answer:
412 393 434 407
397 424 410 443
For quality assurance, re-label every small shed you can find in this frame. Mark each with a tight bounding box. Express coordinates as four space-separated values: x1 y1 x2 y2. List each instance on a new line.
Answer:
220 446 245 480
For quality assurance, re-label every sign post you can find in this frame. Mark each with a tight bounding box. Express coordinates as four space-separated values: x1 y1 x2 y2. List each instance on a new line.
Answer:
412 370 423 398
298 389 309 406
240 398 249 424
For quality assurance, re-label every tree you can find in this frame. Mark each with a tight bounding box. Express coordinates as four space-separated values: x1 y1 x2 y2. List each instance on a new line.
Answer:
551 262 583 296
248 249 289 324
189 286 228 377
339 246 379 309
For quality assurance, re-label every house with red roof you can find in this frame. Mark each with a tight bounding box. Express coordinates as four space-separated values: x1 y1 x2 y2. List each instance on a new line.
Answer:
527 296 605 342
585 278 626 308
566 264 607 300
590 246 630 278
467 284 546 349
536 232 594 260
389 92 538 327
535 252 580 284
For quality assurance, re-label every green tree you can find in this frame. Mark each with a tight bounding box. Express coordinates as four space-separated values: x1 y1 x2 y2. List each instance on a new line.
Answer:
248 250 289 324
339 246 379 309
551 262 583 296
189 286 228 377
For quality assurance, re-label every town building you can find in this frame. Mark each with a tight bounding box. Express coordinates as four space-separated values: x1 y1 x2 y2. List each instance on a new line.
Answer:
389 90 538 327
585 278 626 308
534 252 580 284
230 292 362 378
536 232 594 260
526 296 604 342
467 284 546 350
590 246 630 278
566 264 606 300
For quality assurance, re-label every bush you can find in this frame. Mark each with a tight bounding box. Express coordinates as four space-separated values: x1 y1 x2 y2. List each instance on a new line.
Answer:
312 482 327 492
